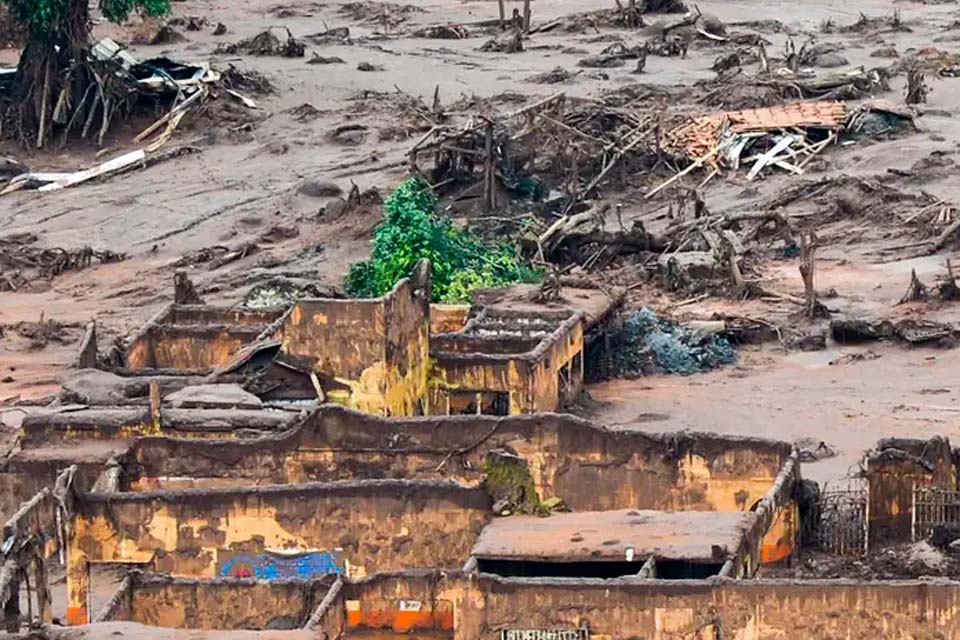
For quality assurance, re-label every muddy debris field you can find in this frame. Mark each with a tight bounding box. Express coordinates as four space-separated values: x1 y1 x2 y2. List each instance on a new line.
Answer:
6 0 960 636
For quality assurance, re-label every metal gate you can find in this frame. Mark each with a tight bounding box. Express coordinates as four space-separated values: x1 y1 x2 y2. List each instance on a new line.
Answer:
817 487 868 555
912 487 960 541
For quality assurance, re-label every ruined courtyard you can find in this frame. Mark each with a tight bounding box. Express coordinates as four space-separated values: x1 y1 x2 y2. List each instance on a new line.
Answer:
5 0 960 636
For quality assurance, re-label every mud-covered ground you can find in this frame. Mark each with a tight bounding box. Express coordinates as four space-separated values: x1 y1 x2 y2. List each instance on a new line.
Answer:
3 0 960 489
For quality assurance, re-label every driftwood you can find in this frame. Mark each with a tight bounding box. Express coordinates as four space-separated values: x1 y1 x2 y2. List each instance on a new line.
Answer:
657 6 702 38
899 268 927 304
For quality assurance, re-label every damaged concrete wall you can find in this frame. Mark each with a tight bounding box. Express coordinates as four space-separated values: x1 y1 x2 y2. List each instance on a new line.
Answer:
429 314 584 416
18 408 295 447
66 480 490 625
866 436 956 543
275 271 430 416
84 569 960 637
126 306 281 371
0 470 74 629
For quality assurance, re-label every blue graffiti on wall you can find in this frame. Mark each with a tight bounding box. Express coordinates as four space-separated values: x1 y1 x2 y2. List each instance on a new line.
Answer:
219 550 344 579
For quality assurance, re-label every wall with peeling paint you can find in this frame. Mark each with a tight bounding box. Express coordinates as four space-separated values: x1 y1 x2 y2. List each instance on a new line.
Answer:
125 306 281 371
66 480 490 625
470 576 960 639
429 315 584 416
119 574 333 630
275 274 430 416
125 406 793 519
338 572 960 640
93 570 960 637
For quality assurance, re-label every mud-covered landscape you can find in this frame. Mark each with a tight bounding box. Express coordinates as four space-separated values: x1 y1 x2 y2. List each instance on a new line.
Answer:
4 0 960 636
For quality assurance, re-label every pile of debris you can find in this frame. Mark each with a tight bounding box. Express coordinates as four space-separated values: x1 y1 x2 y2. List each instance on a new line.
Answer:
648 99 914 196
0 233 125 292
408 92 673 214
216 28 305 57
338 1 424 29
612 308 736 376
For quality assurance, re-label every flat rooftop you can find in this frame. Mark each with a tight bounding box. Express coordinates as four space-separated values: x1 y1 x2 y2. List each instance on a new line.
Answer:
472 509 758 563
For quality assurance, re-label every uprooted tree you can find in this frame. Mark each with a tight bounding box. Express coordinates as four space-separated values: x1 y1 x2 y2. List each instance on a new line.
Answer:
0 0 169 147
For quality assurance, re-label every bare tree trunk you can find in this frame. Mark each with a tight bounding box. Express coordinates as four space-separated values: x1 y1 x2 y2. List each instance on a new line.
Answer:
498 0 506 28
522 0 531 31
799 231 819 318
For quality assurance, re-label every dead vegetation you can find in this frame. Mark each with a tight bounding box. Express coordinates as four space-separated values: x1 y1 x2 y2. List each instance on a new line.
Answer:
216 28 306 57
13 315 80 351
0 233 126 292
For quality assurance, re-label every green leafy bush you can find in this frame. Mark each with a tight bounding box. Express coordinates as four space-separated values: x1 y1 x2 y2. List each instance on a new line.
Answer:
346 177 539 303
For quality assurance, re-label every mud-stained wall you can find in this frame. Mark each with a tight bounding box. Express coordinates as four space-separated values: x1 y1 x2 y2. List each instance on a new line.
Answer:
461 576 960 639
429 316 584 416
66 480 491 624
127 327 258 370
91 570 960 638
867 437 956 543
382 275 431 416
18 408 295 447
126 407 792 517
124 574 331 629
276 273 430 416
342 572 460 635
125 306 280 371
430 304 470 334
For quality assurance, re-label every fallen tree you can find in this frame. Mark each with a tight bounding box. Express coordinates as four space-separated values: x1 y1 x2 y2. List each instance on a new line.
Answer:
0 0 169 147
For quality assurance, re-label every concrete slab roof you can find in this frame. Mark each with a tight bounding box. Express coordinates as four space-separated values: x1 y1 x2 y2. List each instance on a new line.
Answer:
472 509 758 564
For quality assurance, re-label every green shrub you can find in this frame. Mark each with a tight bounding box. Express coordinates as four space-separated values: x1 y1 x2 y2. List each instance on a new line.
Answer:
346 177 538 303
